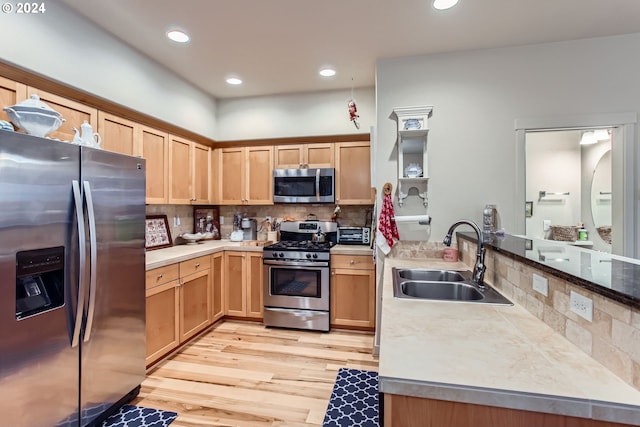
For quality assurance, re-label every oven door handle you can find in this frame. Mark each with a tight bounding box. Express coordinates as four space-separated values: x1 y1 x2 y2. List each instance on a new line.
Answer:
263 259 329 268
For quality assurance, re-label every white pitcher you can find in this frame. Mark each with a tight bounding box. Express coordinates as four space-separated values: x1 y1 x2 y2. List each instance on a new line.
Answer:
73 120 102 147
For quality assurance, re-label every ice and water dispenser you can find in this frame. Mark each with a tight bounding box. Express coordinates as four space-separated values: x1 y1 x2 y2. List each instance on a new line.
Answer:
15 247 65 320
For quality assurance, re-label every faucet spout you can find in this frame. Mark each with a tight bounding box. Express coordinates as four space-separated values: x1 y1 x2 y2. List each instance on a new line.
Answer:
443 220 486 288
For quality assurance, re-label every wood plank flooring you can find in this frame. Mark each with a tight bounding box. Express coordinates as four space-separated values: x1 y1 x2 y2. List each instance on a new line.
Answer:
132 320 379 426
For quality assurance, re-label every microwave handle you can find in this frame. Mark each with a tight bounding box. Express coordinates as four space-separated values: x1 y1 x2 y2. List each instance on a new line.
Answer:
315 168 320 201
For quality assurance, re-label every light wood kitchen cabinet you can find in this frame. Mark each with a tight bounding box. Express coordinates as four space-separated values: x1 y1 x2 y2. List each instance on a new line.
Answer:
335 141 374 205
0 76 26 124
169 135 211 204
211 251 225 322
97 111 137 155
219 146 273 205
179 255 212 342
26 87 98 143
139 125 170 204
145 264 180 366
274 143 334 169
330 254 375 329
224 251 264 319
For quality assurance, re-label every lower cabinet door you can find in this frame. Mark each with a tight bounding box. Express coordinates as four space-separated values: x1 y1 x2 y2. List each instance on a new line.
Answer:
330 268 375 328
211 252 225 322
145 280 180 366
179 268 211 342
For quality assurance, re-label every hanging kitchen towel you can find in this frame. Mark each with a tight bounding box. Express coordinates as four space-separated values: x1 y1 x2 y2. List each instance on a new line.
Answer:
377 183 399 254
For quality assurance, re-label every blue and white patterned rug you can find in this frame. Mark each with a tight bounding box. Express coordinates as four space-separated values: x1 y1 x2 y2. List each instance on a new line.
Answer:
102 405 178 427
323 368 379 427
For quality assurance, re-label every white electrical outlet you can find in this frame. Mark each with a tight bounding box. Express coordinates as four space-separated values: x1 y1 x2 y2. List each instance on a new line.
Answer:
532 273 548 296
543 220 551 231
219 216 224 224
570 291 593 322
463 241 468 251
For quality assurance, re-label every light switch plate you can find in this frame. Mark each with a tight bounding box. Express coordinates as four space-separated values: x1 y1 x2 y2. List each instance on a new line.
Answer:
532 273 548 296
543 220 551 231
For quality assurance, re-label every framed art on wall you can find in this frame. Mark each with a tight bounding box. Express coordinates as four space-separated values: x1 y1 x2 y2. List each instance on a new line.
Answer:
193 206 221 239
145 215 173 250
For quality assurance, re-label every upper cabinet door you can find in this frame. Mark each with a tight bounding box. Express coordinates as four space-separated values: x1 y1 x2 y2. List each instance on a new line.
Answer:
0 76 26 125
26 87 97 143
139 125 169 204
98 112 137 156
219 147 245 205
168 135 193 204
335 141 374 205
274 144 304 169
274 143 334 169
246 146 273 205
305 143 334 168
192 142 211 204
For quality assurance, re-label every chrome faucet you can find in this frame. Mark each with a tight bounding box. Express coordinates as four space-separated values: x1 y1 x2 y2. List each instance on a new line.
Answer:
443 220 486 288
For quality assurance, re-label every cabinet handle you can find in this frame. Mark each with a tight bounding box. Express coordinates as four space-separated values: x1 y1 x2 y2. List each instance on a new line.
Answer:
350 259 355 264
195 263 200 268
331 271 335 275
157 274 163 279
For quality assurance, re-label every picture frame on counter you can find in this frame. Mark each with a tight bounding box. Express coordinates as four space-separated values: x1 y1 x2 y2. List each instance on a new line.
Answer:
145 215 173 250
193 206 221 239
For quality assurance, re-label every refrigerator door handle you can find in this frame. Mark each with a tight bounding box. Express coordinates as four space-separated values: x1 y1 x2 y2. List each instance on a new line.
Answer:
71 180 86 348
82 180 98 342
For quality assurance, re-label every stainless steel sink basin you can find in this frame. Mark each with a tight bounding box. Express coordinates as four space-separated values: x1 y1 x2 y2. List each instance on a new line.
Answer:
392 267 512 305
401 281 483 301
395 268 469 282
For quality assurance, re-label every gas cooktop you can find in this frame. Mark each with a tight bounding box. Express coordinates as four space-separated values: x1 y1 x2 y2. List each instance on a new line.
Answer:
264 240 335 252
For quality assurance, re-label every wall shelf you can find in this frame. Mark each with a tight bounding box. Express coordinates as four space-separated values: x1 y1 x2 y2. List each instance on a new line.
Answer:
390 106 433 207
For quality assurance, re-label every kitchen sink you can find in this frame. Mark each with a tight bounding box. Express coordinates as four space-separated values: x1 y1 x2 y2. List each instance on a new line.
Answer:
395 268 469 282
392 267 512 305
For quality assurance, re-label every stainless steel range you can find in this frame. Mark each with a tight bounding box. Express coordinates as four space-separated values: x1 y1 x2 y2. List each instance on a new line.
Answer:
262 220 338 332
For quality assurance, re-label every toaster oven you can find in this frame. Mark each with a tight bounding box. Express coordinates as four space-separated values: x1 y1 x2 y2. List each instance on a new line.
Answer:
337 227 371 245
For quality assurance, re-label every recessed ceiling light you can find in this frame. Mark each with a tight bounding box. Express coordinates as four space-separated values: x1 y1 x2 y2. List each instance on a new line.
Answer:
226 77 243 85
167 29 190 43
433 0 459 10
319 68 336 77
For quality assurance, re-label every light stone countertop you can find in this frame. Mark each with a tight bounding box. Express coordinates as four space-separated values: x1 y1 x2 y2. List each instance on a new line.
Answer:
146 241 373 270
379 257 640 425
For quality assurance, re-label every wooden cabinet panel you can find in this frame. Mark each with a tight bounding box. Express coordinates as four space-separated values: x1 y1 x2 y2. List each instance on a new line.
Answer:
246 146 273 205
274 143 334 169
169 135 192 204
145 273 180 366
26 87 97 142
193 142 211 204
145 264 180 290
224 251 247 316
219 147 245 204
140 125 169 204
179 255 211 277
210 148 220 204
98 111 137 155
330 254 375 329
179 269 211 342
246 252 264 318
211 252 225 322
0 76 26 124
335 141 374 205
224 251 263 319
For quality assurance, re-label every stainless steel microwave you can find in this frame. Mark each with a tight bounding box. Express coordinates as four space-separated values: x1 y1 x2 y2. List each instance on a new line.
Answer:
273 168 335 203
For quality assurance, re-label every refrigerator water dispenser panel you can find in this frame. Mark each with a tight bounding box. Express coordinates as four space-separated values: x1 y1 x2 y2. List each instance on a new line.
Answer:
15 247 65 320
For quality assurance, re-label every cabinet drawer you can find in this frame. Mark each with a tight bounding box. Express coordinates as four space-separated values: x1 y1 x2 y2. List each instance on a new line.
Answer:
146 264 180 289
179 255 211 277
331 254 374 270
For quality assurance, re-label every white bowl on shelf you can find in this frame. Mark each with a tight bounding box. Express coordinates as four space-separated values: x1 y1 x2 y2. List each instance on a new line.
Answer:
181 232 204 244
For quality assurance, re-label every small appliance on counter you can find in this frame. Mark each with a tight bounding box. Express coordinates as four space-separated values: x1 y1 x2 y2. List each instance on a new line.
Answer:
338 226 371 245
242 217 257 241
231 213 244 241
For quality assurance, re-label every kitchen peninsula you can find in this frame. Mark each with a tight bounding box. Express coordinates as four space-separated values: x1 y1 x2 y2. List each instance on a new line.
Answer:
379 233 640 426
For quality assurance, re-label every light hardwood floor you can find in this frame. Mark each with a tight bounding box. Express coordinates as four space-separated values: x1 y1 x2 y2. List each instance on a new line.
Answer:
132 320 379 426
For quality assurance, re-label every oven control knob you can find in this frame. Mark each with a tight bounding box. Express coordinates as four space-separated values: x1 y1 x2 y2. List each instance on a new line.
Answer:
278 252 285 258
306 253 311 259
312 253 318 259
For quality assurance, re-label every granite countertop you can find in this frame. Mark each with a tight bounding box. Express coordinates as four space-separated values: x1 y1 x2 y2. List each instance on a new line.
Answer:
146 241 373 270
378 257 640 425
458 232 640 307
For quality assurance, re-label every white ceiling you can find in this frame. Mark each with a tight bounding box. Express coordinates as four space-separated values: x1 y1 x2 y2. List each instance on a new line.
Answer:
61 0 640 99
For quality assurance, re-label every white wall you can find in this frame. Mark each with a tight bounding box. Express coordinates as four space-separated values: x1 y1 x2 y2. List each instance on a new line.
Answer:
216 87 375 140
375 33 640 241
0 3 218 139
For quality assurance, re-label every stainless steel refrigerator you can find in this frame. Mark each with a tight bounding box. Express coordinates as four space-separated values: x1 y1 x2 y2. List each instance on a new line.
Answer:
0 132 146 427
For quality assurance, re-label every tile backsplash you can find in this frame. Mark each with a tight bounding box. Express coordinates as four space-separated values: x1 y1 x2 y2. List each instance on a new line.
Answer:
459 238 640 392
146 204 373 242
